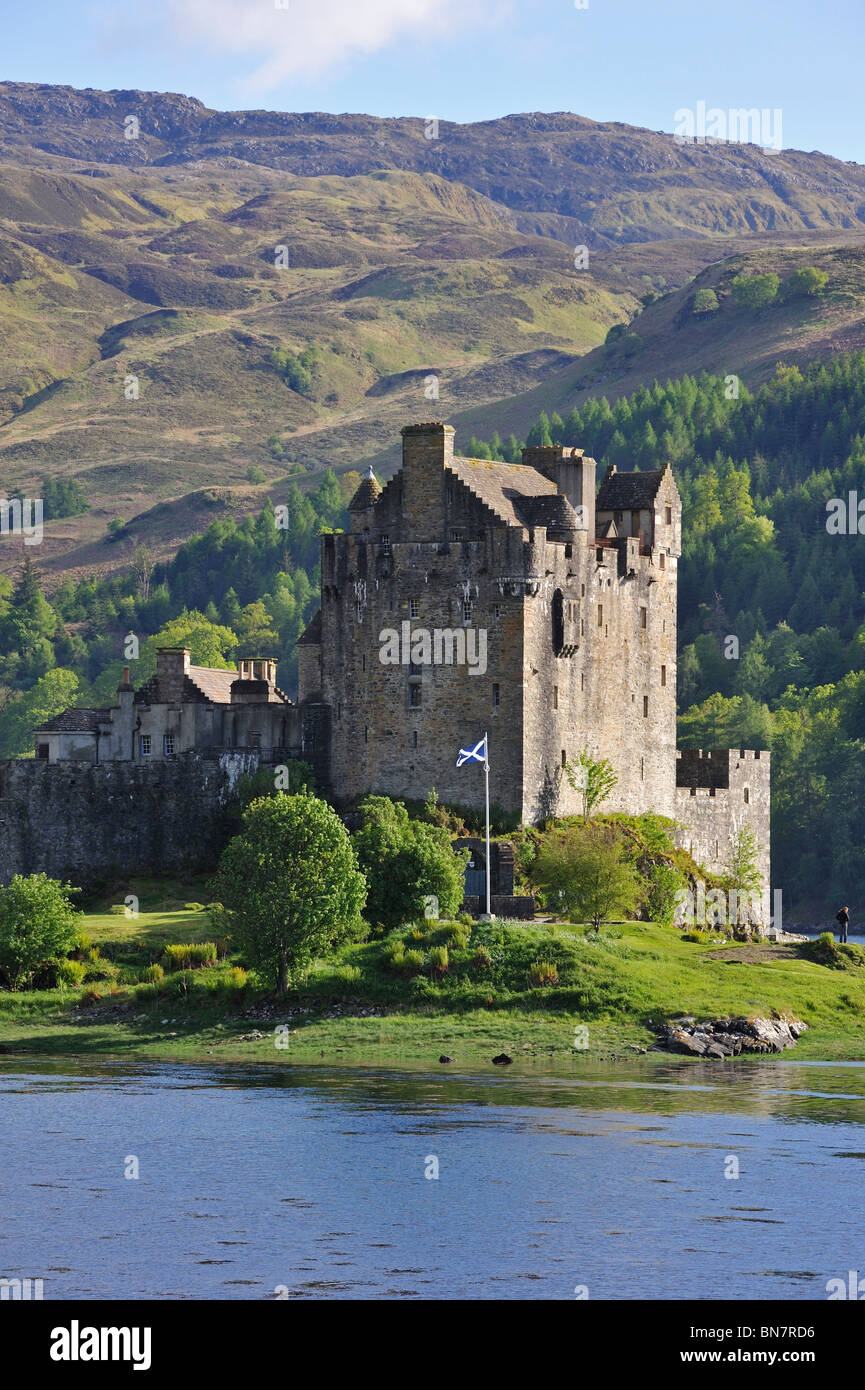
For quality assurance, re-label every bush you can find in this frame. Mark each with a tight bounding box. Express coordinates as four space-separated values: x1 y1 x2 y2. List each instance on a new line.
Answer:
163 970 195 996
83 961 119 983
140 963 165 983
400 949 425 978
528 959 559 987
353 796 468 930
183 902 206 912
57 959 87 987
443 923 471 950
472 945 492 969
0 873 82 989
218 966 249 992
428 945 449 977
332 963 362 986
136 982 160 1000
163 942 217 971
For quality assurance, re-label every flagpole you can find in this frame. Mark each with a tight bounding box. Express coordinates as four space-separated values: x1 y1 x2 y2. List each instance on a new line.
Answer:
484 731 491 918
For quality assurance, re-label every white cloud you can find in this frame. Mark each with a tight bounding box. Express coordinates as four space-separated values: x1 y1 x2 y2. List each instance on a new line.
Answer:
166 0 488 92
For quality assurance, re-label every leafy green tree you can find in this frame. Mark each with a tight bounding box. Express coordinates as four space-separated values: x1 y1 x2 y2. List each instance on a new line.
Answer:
0 668 80 757
0 874 82 988
784 267 828 299
214 793 366 992
692 288 719 316
564 749 618 821
731 272 780 310
534 823 643 928
353 796 469 930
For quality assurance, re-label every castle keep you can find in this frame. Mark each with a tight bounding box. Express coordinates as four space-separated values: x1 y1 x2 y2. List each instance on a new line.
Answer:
298 422 769 883
1 420 770 891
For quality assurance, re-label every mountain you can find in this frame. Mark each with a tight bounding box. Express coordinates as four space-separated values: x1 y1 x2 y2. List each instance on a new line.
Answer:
1 82 865 587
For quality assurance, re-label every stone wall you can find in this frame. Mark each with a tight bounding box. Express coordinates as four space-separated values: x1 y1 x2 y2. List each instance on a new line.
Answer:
674 748 771 887
0 751 265 889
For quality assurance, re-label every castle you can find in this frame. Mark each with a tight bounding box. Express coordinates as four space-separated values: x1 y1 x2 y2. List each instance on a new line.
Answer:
2 421 769 892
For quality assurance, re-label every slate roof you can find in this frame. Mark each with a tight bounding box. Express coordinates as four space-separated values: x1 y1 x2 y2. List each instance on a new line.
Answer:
516 493 583 531
596 465 666 510
34 708 109 733
446 457 556 527
297 610 322 646
186 666 237 703
348 465 382 511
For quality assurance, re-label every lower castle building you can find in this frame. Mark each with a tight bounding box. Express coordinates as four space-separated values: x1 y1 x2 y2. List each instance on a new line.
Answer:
4 420 770 892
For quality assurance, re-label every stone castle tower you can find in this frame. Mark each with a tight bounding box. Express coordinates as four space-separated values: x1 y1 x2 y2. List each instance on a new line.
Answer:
298 421 770 883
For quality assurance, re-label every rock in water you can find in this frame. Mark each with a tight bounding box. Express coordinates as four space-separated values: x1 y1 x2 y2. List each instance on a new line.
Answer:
492 1052 513 1065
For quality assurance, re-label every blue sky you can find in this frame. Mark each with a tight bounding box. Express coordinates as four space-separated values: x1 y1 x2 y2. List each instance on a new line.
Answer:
4 0 864 162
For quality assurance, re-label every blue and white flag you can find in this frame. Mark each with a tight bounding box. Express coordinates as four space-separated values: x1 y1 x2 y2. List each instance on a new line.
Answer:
457 736 487 768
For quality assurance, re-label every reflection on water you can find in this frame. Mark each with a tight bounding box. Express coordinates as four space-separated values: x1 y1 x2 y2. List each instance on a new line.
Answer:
2 1057 864 1300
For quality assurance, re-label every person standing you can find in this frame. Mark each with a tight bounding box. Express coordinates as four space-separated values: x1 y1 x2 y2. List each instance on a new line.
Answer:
836 905 850 944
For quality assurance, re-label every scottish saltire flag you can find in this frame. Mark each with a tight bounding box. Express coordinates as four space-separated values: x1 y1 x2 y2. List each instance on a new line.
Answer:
457 736 487 767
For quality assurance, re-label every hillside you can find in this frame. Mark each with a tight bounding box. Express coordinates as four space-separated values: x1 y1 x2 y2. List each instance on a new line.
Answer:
2 84 865 589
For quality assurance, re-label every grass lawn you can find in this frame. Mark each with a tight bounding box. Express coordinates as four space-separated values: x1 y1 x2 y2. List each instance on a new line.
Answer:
1 906 864 1069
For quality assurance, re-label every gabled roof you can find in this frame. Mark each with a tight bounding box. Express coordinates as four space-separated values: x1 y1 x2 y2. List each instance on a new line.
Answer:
34 708 109 733
596 464 667 511
446 457 556 528
186 666 238 703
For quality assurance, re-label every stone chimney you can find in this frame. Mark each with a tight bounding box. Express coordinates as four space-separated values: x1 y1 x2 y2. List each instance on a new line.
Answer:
523 445 595 538
156 647 190 702
401 422 455 542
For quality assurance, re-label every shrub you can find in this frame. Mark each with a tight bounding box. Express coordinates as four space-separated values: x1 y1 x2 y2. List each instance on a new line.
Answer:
681 928 712 943
332 963 362 986
353 796 468 930
164 970 195 996
472 945 492 969
428 945 449 977
528 959 559 987
401 949 425 977
457 913 474 928
163 942 217 971
385 941 406 970
109 904 128 915
443 923 471 949
136 982 160 1000
184 902 206 912
218 966 249 992
83 961 119 983
0 873 82 989
79 988 103 1008
71 931 92 957
57 959 87 987
140 963 165 983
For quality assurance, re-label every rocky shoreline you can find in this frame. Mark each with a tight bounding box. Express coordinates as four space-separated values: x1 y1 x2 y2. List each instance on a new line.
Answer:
656 1015 808 1058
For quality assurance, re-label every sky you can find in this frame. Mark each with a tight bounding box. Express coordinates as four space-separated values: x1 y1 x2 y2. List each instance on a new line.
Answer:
2 0 865 162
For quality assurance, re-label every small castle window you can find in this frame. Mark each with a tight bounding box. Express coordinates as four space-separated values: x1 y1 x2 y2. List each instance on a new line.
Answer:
412 730 418 748
410 597 420 619
451 529 464 542
597 604 603 627
641 757 644 781
553 686 558 709
581 584 585 597
493 683 500 708
755 750 761 759
364 726 369 743
446 487 453 504
493 604 501 619
581 673 585 691
164 734 176 755
661 665 667 686
659 552 665 569
561 749 567 767
643 696 649 718
248 730 261 748
337 701 342 720
640 607 647 629
462 600 472 623
140 735 151 757
409 684 422 708
665 506 672 525
380 533 390 548
744 787 750 804
362 654 366 672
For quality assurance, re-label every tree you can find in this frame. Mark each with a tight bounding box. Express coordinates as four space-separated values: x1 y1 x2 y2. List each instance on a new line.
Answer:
353 796 469 931
534 824 643 928
0 668 80 758
784 267 828 299
731 272 780 310
0 874 82 988
692 288 719 317
214 793 366 993
563 749 618 821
